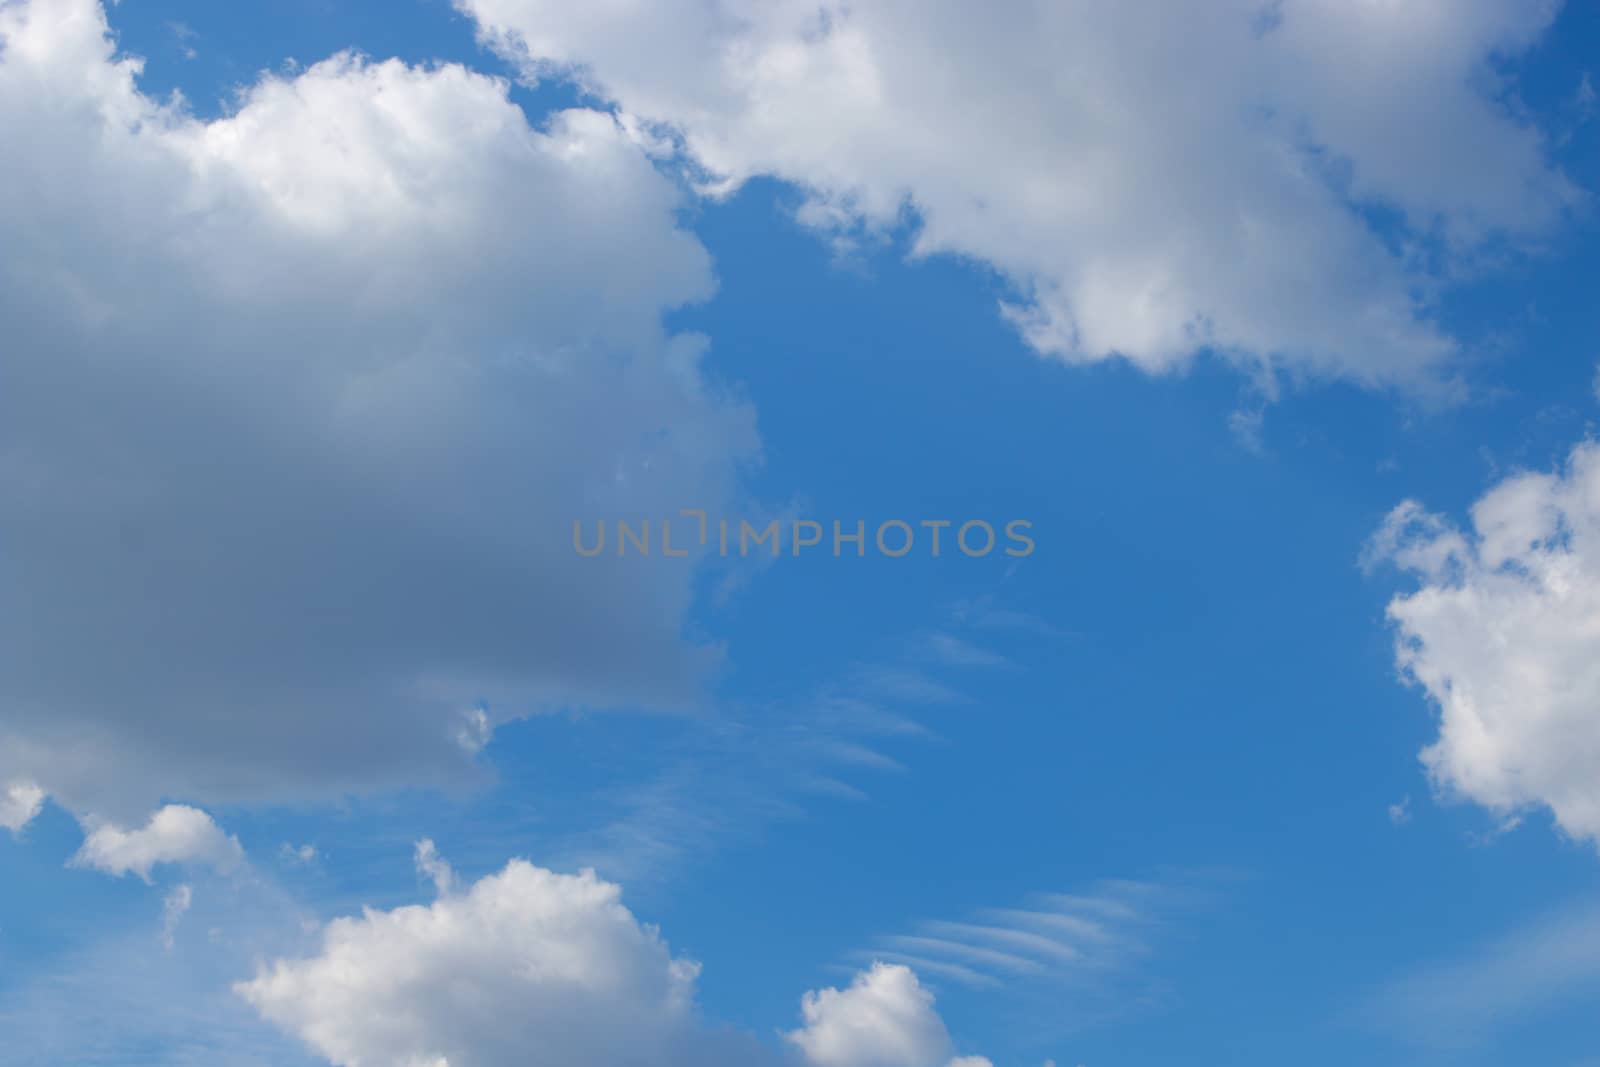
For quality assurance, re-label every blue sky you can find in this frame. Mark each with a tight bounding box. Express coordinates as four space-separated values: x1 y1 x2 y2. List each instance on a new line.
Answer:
2 2 1600 1065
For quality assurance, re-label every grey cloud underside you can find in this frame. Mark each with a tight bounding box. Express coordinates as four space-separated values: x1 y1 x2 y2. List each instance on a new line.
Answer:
0 0 758 817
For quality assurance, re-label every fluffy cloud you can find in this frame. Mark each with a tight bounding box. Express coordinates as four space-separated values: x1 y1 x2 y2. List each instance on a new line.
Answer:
241 854 769 1066
72 804 245 881
1370 442 1600 844
0 781 45 833
0 0 758 818
461 0 1575 385
789 963 986 1067
240 851 990 1067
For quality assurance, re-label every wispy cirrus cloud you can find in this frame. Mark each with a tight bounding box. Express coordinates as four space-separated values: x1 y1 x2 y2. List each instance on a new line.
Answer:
1364 897 1600 1050
530 600 1051 886
847 881 1171 993
920 632 1013 671
834 875 1225 1051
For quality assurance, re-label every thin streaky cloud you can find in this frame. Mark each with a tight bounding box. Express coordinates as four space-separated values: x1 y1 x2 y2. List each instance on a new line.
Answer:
882 935 1049 976
795 776 872 802
810 696 931 739
919 921 1085 964
979 908 1115 946
948 599 1077 640
813 740 907 772
924 632 1013 670
1365 897 1600 1049
560 598 1056 881
1035 890 1148 921
836 875 1216 1048
536 599 1048 883
851 666 965 705
846 877 1188 1004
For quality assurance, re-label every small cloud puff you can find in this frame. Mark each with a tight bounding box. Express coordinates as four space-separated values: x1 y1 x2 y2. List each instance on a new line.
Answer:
72 805 245 882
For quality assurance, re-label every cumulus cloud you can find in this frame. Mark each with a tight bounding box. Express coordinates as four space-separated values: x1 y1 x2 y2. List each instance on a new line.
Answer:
239 850 990 1067
72 804 246 881
461 0 1576 386
0 781 46 833
789 962 987 1067
1370 441 1600 844
0 0 759 818
238 855 770 1067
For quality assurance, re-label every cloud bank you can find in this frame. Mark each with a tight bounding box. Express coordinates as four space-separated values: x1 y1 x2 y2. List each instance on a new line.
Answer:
461 0 1576 385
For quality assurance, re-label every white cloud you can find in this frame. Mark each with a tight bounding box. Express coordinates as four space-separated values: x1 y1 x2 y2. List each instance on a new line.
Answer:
239 854 769 1067
0 0 759 819
72 804 246 881
788 962 986 1067
240 849 990 1067
461 0 1576 387
1370 441 1600 844
0 781 45 833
